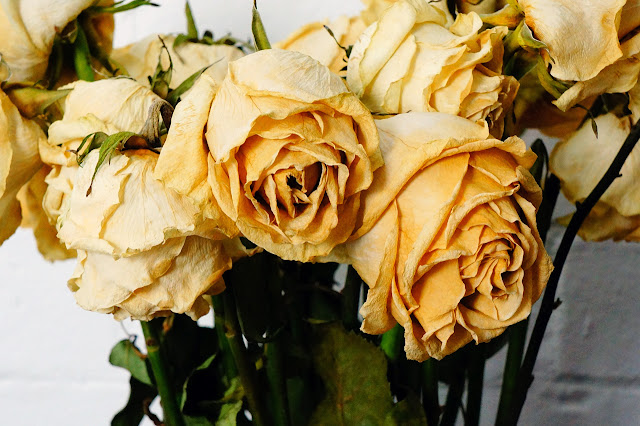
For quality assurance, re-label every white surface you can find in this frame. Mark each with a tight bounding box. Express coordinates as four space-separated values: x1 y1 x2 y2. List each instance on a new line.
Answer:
2 1 640 425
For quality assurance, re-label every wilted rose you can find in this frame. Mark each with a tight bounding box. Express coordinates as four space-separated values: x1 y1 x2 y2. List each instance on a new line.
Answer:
347 1 518 137
111 34 245 89
360 0 453 25
0 0 114 83
0 86 43 245
41 78 244 320
329 112 552 360
276 16 366 75
155 49 382 262
550 111 640 241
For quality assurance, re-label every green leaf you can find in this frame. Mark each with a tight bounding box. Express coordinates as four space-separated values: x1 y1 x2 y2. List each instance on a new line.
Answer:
173 33 193 50
91 0 159 14
86 131 138 196
166 66 209 107
75 131 108 165
185 1 199 39
109 339 153 386
384 394 427 426
309 323 394 425
251 1 271 51
5 86 72 119
536 57 569 99
111 377 157 426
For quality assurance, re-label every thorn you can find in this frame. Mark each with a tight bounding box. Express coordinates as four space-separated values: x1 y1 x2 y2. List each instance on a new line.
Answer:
553 298 562 309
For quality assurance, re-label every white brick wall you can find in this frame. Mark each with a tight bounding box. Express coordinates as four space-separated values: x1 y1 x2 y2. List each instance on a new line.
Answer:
2 1 639 424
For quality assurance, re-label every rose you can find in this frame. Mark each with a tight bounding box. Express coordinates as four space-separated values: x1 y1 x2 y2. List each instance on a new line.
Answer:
111 34 245 89
0 86 43 245
329 112 551 360
550 110 640 241
41 78 245 320
276 16 366 75
0 0 114 83
347 1 518 137
360 0 453 25
155 49 382 262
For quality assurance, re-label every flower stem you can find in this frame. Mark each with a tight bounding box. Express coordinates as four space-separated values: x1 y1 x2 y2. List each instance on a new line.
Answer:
439 364 465 426
466 346 485 426
140 320 185 426
212 296 238 379
265 334 290 426
421 358 440 426
222 288 267 426
341 266 362 330
507 119 640 423
380 323 404 363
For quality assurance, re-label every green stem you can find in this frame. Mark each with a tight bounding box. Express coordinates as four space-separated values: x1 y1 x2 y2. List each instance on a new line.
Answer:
222 288 267 426
508 118 640 423
140 320 185 426
72 23 95 81
212 296 238 379
439 366 465 426
466 346 485 426
495 319 528 425
421 359 440 426
265 335 290 426
342 266 362 330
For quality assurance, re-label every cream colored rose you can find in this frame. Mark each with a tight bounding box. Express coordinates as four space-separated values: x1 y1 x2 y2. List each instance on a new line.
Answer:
550 112 640 242
519 0 626 82
276 16 366 75
40 77 242 320
0 87 43 245
347 1 518 137
330 112 551 360
155 49 382 262
52 149 237 320
0 0 113 83
17 166 76 261
111 34 245 89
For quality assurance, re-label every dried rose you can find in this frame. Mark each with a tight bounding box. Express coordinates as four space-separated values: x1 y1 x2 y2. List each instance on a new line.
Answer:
329 112 552 360
155 49 382 262
347 1 518 137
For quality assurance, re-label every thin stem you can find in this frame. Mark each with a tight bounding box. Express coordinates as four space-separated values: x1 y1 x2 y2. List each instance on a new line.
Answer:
342 266 362 330
140 321 185 426
495 319 528 425
211 296 238 379
265 335 290 426
466 346 485 426
222 288 267 426
537 174 561 244
507 119 640 423
439 366 465 426
421 358 440 426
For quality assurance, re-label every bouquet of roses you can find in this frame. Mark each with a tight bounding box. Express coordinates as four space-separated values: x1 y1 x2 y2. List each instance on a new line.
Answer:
2 0 639 424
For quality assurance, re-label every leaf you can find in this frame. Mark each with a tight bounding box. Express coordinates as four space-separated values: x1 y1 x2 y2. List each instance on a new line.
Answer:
251 1 271 51
111 377 157 426
309 323 394 425
86 131 138 196
91 0 159 14
166 66 210 107
173 33 192 50
5 86 72 119
185 1 199 39
75 131 108 165
109 339 153 386
384 393 427 426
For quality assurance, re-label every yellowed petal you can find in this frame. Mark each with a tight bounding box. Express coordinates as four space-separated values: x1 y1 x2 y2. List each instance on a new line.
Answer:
0 87 43 244
520 0 626 81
